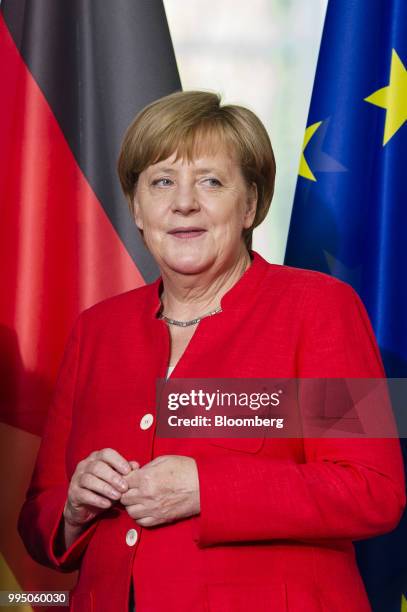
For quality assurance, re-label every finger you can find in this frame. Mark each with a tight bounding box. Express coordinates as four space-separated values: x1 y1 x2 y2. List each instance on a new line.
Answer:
86 460 128 493
91 448 131 475
72 489 113 510
123 468 142 489
120 488 142 506
129 460 140 469
79 473 123 501
135 516 158 527
124 504 150 520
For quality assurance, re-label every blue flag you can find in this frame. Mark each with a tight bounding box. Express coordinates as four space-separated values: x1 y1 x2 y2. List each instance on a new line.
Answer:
284 1 407 610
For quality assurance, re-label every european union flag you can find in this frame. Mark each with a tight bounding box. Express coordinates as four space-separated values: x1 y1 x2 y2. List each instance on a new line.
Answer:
284 1 407 610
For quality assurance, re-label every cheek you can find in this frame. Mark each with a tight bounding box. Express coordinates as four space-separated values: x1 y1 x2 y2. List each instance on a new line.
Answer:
134 203 161 233
213 201 246 230
133 208 143 230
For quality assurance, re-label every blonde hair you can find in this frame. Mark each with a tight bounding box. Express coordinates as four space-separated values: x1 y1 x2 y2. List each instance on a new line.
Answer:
118 90 276 250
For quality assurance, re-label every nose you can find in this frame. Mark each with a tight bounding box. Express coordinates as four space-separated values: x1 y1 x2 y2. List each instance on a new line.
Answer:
170 182 200 214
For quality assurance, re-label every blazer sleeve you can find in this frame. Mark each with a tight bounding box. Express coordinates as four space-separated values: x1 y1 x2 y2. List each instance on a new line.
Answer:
17 315 98 572
194 279 406 547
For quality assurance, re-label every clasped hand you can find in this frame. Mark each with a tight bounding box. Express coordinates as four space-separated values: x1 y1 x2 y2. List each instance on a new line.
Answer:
121 455 200 527
64 449 200 530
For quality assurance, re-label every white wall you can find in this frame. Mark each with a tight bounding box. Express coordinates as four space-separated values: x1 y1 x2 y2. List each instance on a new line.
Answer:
164 0 327 262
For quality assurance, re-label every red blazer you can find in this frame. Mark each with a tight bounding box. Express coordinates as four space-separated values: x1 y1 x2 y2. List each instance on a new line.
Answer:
18 251 405 612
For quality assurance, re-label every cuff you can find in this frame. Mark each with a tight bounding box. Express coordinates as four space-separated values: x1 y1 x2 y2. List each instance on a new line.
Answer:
48 494 99 570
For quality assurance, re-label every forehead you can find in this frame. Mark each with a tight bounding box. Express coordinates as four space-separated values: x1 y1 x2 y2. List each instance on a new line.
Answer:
145 148 240 174
141 124 242 172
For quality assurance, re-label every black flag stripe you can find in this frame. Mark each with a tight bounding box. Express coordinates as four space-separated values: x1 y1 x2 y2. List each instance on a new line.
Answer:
2 0 182 282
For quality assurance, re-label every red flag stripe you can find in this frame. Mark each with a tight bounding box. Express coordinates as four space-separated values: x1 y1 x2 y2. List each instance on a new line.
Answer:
0 15 144 435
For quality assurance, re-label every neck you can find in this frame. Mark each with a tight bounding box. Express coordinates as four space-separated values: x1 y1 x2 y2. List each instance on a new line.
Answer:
159 247 251 320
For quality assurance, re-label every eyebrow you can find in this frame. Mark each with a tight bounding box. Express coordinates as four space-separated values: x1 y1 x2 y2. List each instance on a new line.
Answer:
151 166 228 176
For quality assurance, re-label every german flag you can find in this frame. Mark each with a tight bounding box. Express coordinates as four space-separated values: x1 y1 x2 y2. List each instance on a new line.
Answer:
0 0 180 602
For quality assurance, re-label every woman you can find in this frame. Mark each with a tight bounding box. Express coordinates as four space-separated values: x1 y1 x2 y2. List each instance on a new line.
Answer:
19 91 405 612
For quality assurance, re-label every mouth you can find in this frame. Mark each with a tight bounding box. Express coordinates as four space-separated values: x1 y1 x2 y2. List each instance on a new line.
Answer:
167 227 207 239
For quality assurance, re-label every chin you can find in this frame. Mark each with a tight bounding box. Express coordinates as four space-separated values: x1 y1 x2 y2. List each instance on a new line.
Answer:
163 251 214 275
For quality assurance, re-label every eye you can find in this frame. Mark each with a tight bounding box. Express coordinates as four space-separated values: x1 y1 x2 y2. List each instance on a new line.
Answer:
203 177 222 187
151 177 173 187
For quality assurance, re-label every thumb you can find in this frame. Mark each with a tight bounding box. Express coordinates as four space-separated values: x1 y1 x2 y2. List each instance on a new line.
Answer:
129 460 140 470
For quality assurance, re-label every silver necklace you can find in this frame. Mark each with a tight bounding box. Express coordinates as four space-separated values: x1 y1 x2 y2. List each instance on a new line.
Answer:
158 253 249 327
158 305 222 327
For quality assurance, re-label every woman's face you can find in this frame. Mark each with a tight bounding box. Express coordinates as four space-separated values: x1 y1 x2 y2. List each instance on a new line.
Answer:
133 149 257 275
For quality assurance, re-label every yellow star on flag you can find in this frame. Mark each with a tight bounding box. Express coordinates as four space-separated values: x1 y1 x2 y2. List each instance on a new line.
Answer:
401 594 407 612
364 49 407 145
299 121 322 181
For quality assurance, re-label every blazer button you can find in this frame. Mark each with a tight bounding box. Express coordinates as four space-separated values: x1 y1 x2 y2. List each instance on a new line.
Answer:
126 529 138 547
140 413 154 430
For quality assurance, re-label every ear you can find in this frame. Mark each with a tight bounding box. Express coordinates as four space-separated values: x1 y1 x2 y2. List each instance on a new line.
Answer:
133 194 144 231
243 182 258 229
